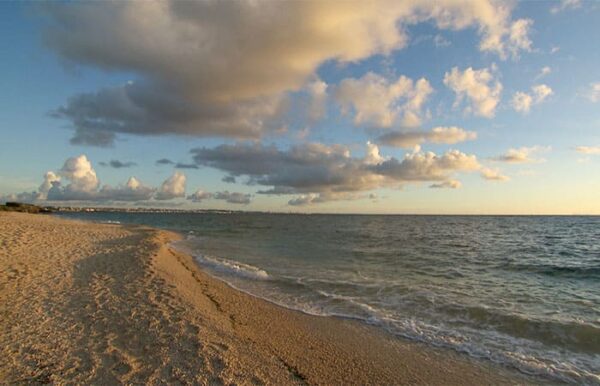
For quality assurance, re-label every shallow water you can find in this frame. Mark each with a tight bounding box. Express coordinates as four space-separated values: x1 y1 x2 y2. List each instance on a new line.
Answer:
58 212 600 384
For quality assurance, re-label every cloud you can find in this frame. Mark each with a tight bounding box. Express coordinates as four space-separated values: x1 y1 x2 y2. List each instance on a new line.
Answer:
492 146 550 164
377 126 477 148
98 177 155 201
372 148 481 181
287 192 365 206
213 191 252 205
4 155 190 203
174 163 199 170
433 34 451 47
222 176 236 183
191 142 491 205
46 155 159 201
99 159 137 168
444 66 502 118
550 0 582 14
336 72 433 128
47 155 100 200
511 84 553 114
186 189 251 204
1 171 61 203
584 82 600 103
38 171 61 200
429 180 461 189
480 167 509 181
155 172 186 200
187 189 212 203
506 18 533 58
43 1 531 145
306 79 328 122
156 158 175 165
535 66 552 80
575 146 600 155
155 158 198 169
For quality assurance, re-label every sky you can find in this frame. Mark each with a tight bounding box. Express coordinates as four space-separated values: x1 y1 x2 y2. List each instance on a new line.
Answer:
1 0 599 214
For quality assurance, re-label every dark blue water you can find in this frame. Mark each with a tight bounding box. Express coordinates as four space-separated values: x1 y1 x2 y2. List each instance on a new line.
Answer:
57 212 600 384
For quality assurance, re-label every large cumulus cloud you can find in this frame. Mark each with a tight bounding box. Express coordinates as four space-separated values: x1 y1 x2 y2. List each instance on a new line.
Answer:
191 141 500 205
43 0 532 145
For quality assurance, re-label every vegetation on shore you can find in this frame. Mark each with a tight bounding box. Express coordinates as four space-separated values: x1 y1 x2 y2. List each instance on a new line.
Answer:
0 202 53 214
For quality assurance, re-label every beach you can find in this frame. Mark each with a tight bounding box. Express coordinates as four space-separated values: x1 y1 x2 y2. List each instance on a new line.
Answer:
0 212 533 385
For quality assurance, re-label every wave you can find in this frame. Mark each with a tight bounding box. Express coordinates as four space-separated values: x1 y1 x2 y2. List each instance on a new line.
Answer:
500 262 600 278
193 254 270 280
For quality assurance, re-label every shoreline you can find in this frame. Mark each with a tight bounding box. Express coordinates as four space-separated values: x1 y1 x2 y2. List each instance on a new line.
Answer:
1 212 537 384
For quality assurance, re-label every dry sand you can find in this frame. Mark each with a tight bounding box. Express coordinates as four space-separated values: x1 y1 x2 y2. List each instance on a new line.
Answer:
0 212 535 385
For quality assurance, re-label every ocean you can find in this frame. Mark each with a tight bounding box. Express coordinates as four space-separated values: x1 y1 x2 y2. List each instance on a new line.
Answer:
57 212 600 384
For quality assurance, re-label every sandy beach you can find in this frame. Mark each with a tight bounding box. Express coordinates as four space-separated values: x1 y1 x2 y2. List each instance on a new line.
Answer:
0 212 534 385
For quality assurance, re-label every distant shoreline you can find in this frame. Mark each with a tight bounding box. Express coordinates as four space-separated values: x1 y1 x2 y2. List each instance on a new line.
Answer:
1 212 535 384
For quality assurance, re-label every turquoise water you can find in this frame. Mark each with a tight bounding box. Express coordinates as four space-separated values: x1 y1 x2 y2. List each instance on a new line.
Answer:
58 212 600 384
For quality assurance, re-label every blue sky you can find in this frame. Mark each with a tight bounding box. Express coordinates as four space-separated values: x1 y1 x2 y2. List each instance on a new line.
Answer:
1 1 599 214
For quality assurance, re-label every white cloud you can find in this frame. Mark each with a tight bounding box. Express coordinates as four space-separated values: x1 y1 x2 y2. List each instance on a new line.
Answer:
59 155 99 193
336 72 433 128
492 146 551 163
584 82 600 103
433 34 451 47
535 66 552 80
4 156 192 203
480 167 509 181
506 18 533 58
98 177 156 201
551 0 582 14
575 146 600 155
511 84 553 114
155 172 186 200
306 79 328 122
38 172 61 200
430 180 462 189
444 66 502 118
43 1 531 145
378 126 477 148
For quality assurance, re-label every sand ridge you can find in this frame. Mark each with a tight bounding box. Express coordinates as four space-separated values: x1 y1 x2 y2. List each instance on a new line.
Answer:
0 212 534 385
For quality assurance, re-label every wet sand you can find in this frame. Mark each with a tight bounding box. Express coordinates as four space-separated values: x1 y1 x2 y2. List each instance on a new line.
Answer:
0 212 534 385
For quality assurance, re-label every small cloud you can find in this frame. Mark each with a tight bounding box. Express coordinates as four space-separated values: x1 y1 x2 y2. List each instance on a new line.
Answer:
550 0 581 14
583 82 600 103
99 159 137 168
175 163 199 169
187 189 212 203
222 176 236 183
550 46 560 54
535 66 552 80
336 72 433 129
156 158 175 165
155 172 186 200
492 146 551 163
444 66 502 118
511 84 553 114
377 126 477 149
213 191 251 205
574 146 600 155
480 167 510 181
433 34 451 47
429 180 461 189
